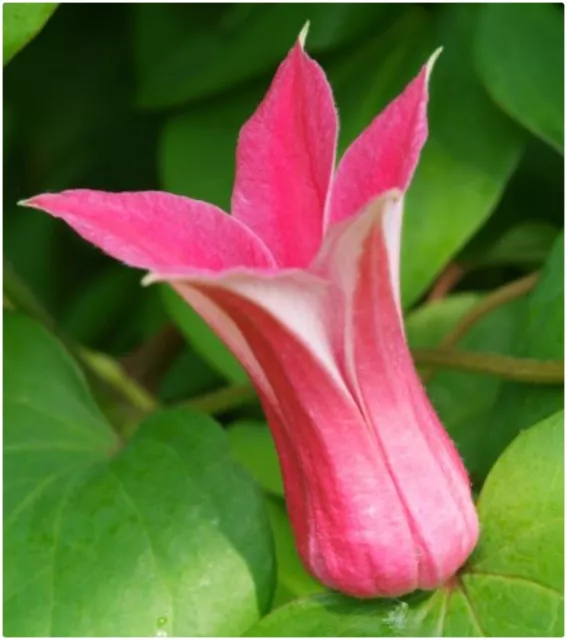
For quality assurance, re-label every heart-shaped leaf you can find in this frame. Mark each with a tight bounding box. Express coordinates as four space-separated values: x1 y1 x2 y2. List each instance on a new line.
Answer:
4 313 275 636
461 410 564 636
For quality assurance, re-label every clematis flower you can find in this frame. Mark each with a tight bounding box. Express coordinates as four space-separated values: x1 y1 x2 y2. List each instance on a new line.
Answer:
22 31 479 599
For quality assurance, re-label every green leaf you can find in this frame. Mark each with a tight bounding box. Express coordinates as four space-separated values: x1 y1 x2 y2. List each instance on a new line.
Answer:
513 235 564 361
161 284 248 383
405 293 480 350
328 5 525 308
158 347 223 404
3 2 57 64
5 6 155 193
4 208 63 313
247 412 564 637
135 4 401 109
228 421 283 496
482 235 564 473
61 266 141 348
415 237 563 486
457 137 563 268
159 80 265 210
4 313 275 636
265 497 326 607
246 592 432 637
475 4 564 152
464 221 560 269
402 5 524 306
462 410 564 636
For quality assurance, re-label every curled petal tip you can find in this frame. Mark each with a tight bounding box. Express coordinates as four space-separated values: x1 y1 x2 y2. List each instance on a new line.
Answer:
17 197 37 208
426 47 443 80
298 21 310 48
141 272 159 287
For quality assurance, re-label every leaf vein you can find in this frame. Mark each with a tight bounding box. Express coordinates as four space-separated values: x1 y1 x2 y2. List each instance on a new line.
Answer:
457 577 489 637
111 470 175 634
464 570 563 597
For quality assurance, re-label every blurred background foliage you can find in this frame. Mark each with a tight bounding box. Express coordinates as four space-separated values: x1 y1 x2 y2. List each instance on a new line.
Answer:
3 1 565 615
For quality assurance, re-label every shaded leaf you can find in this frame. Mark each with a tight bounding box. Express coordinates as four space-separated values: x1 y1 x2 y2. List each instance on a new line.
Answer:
328 4 525 307
475 4 564 152
159 81 265 211
482 235 564 475
425 298 520 484
158 347 223 404
61 266 141 348
465 221 559 270
135 3 400 109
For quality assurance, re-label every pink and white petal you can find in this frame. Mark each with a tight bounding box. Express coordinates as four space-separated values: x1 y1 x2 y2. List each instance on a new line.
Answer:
156 269 420 597
20 189 275 273
316 191 479 589
327 51 439 228
231 37 337 268
166 280 277 404
194 276 420 597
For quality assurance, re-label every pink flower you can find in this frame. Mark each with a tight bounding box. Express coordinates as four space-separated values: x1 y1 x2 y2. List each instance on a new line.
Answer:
22 32 479 599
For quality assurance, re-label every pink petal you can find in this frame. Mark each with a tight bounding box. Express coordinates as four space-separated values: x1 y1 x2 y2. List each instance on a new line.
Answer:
327 52 438 227
20 190 275 273
157 271 426 597
316 191 479 588
231 37 337 268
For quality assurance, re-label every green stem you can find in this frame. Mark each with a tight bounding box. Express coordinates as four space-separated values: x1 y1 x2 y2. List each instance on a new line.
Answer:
421 272 540 382
413 349 563 384
182 348 563 417
441 272 539 349
80 348 158 414
182 383 258 415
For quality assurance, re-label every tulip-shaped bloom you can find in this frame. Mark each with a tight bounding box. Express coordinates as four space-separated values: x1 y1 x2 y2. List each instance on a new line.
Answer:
22 33 479 598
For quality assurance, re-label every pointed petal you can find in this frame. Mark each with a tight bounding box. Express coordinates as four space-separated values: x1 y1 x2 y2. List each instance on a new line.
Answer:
316 191 479 588
231 38 337 267
21 190 275 273
327 53 437 227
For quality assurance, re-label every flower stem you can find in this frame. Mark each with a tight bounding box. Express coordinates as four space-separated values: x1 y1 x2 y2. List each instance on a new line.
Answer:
420 271 540 382
181 349 563 417
426 262 465 303
182 383 258 415
413 349 563 384
440 272 539 349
